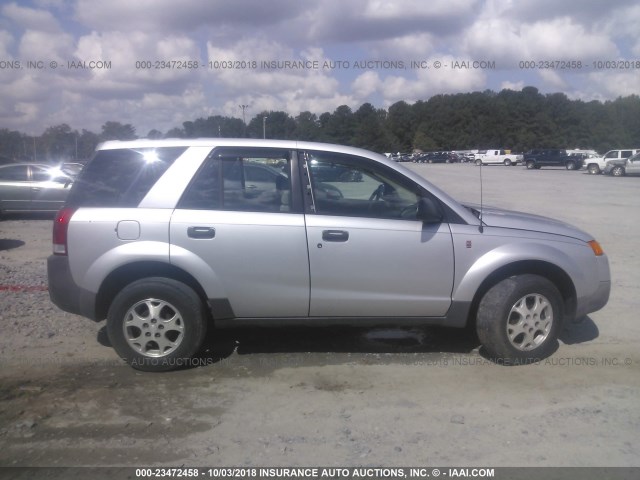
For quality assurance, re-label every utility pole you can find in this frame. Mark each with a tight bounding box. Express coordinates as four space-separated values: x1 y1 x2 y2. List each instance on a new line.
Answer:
239 104 249 137
263 115 266 139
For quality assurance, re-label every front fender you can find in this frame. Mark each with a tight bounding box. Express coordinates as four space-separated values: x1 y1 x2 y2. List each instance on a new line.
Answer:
452 237 590 304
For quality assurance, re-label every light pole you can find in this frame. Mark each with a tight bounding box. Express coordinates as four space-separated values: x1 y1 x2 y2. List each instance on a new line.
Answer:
239 104 249 137
263 115 266 139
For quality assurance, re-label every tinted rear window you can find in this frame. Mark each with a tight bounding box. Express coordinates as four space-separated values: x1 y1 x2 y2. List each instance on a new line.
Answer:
66 147 187 207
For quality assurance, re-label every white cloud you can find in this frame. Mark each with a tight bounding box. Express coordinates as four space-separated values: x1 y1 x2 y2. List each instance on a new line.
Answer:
2 2 61 33
0 30 14 58
586 71 640 98
0 0 638 135
376 56 487 104
368 32 436 59
18 30 74 62
521 18 618 60
464 16 618 67
363 0 478 18
501 80 525 91
352 71 381 99
537 70 568 90
74 0 304 33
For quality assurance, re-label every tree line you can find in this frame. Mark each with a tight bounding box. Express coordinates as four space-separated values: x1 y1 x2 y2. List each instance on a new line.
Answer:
2 86 639 163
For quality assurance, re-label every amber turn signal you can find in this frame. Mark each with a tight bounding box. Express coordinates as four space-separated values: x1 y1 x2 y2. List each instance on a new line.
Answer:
588 240 604 256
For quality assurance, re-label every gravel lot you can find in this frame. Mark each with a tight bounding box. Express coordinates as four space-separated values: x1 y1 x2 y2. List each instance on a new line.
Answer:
0 164 639 468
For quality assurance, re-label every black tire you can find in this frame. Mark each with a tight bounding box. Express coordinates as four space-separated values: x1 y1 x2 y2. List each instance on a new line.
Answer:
475 159 482 166
503 158 512 166
587 164 600 175
526 161 535 169
476 274 562 364
107 277 208 372
611 166 625 177
565 161 576 170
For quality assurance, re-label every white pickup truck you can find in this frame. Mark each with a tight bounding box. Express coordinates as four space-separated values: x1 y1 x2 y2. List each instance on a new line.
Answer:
475 149 522 166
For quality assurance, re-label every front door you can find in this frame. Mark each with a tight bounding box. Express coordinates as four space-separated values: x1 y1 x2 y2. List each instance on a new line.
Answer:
302 150 454 318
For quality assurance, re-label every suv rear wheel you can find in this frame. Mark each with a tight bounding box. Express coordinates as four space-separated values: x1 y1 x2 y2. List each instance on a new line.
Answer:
587 164 600 175
476 274 562 364
107 277 208 372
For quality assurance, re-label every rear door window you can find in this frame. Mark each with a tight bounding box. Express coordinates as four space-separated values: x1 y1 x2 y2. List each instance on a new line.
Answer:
178 148 292 213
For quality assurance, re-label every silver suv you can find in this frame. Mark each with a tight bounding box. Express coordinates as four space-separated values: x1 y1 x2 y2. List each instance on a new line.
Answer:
47 139 611 371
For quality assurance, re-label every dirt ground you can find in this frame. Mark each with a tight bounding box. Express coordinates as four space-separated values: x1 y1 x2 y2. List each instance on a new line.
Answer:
0 164 638 468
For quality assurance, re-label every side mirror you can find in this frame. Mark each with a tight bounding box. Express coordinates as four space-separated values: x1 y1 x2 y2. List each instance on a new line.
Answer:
417 197 443 224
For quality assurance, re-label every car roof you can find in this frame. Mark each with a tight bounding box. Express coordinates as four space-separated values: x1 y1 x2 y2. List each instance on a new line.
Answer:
98 138 386 158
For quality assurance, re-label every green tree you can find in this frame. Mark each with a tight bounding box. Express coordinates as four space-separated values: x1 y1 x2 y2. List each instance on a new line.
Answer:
146 129 163 139
294 111 323 141
386 101 415 152
77 129 100 160
247 111 296 139
0 129 27 161
321 105 356 145
101 121 136 141
351 103 392 152
41 124 75 161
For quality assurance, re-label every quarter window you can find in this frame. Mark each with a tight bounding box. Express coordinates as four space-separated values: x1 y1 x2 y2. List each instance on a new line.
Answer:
66 147 187 207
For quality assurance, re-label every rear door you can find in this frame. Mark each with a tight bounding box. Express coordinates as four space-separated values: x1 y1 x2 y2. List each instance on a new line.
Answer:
302 150 454 317
170 147 310 318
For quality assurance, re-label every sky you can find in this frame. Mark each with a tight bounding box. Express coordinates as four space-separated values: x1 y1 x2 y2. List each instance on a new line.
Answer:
0 0 639 136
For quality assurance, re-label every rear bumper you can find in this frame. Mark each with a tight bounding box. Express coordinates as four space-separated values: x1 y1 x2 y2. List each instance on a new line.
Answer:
47 255 100 321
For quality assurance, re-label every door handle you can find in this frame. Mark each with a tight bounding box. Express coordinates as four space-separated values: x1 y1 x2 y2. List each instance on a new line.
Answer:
187 226 216 239
322 230 349 242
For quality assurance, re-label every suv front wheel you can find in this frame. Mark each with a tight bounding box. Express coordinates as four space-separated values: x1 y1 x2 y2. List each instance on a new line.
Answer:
476 274 562 364
107 278 208 372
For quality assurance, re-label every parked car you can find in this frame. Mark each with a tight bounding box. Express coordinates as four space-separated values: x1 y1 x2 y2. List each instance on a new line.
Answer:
308 160 363 182
584 149 640 175
474 149 522 166
523 149 584 170
0 163 74 214
47 139 610 371
416 151 456 163
390 153 413 162
603 152 640 176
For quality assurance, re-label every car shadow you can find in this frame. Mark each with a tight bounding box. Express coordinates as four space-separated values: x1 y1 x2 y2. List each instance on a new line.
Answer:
0 239 25 251
96 316 599 370
560 315 599 345
196 324 482 365
98 324 480 362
